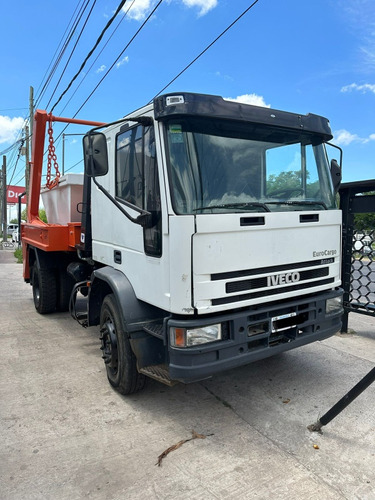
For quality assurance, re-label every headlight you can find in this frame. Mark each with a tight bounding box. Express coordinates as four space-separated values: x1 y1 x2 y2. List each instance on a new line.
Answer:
170 324 222 348
326 296 343 315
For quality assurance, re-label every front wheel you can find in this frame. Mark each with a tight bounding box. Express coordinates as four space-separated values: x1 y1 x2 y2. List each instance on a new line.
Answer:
99 294 145 395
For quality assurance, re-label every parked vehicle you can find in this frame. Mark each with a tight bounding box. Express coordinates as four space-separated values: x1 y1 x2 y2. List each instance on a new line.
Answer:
12 230 19 243
22 93 344 394
7 224 18 236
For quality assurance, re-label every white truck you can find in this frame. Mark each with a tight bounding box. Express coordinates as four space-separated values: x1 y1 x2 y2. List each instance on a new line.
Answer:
22 92 344 394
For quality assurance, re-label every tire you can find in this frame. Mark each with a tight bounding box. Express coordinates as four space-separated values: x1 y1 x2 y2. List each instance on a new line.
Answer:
99 294 146 395
57 270 75 312
32 263 57 314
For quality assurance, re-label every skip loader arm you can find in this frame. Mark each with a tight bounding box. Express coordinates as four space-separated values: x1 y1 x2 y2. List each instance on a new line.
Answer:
22 110 104 280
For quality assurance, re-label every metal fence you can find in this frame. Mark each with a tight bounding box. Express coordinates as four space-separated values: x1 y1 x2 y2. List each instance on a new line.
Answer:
339 180 375 332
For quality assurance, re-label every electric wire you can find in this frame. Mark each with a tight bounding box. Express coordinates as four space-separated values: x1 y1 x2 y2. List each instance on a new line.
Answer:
34 0 90 108
65 159 84 174
59 0 136 116
45 0 98 111
0 140 23 157
18 0 255 181
7 139 25 186
50 0 128 114
66 0 164 122
34 0 86 101
152 0 260 99
50 0 163 151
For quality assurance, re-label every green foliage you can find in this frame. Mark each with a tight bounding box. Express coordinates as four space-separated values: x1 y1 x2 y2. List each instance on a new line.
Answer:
354 213 375 231
353 192 375 231
20 207 48 223
39 208 48 223
267 170 302 193
267 170 319 197
14 248 23 263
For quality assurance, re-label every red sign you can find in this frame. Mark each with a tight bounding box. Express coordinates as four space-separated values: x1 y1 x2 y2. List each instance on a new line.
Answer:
7 185 27 204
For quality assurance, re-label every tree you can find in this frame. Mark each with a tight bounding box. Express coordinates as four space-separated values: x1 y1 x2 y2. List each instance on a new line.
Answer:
267 170 318 197
20 207 48 223
354 192 375 231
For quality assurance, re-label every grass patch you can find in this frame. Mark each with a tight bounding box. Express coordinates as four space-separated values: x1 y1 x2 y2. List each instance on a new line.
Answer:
14 248 23 263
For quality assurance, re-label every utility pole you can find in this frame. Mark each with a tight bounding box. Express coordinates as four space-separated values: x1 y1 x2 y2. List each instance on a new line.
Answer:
62 133 65 175
29 86 34 154
2 156 7 242
27 86 34 210
25 125 30 203
0 168 2 239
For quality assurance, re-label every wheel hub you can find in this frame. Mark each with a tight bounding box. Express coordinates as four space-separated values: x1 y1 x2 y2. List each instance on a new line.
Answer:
100 321 118 372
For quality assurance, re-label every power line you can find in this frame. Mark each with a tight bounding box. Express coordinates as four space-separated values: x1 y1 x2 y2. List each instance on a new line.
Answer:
35 0 91 108
0 108 28 113
152 0 260 99
50 0 128 113
68 0 164 121
65 159 84 174
59 0 136 116
7 139 25 186
0 139 24 156
45 0 98 111
35 0 86 101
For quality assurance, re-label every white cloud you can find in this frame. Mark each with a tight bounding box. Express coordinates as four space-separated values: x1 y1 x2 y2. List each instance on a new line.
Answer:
341 82 375 93
215 71 233 82
339 0 375 70
124 0 217 20
96 64 106 73
124 0 155 21
224 93 271 108
116 56 129 69
0 116 24 145
334 128 375 146
181 0 217 17
334 129 360 146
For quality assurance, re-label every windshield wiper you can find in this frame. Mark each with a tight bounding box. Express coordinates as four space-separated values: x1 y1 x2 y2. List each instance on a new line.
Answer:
265 200 328 210
193 202 270 212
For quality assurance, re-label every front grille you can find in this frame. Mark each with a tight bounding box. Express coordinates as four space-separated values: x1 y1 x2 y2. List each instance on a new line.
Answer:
226 267 329 294
212 278 334 306
211 258 334 281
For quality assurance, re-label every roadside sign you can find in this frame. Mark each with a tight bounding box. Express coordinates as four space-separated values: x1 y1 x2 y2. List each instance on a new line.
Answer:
6 186 26 204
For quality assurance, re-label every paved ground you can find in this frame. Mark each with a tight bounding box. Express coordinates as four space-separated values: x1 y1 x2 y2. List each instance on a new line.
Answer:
1 249 374 500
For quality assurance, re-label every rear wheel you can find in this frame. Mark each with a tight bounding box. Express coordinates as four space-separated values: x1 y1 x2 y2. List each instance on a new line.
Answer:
32 262 57 314
99 294 145 395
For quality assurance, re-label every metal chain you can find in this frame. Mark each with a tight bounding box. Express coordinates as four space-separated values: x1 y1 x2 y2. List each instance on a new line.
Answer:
46 121 61 189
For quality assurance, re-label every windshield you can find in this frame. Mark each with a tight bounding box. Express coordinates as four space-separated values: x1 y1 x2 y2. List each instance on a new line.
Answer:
165 118 336 214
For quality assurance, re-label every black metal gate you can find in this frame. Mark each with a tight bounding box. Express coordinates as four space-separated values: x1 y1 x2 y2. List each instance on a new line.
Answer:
339 180 375 332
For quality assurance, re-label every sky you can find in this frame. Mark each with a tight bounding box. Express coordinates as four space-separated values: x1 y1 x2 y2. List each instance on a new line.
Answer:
1 0 375 216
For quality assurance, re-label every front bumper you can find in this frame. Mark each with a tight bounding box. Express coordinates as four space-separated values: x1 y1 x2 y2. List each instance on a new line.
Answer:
167 288 343 383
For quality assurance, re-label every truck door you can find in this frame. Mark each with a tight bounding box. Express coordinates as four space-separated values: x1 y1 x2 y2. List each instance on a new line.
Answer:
91 122 170 310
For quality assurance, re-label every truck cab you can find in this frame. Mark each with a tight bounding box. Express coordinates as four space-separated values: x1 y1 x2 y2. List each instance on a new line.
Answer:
23 92 344 394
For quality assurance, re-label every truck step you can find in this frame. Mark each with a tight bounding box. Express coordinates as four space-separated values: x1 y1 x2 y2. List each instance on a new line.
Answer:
143 322 164 338
139 364 178 387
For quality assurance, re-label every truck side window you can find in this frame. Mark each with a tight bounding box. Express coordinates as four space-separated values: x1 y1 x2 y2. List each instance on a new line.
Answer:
116 126 143 207
144 126 162 257
116 124 162 257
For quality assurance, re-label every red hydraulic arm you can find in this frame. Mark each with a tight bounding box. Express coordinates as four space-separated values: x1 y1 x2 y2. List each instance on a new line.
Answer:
22 110 105 280
28 110 105 223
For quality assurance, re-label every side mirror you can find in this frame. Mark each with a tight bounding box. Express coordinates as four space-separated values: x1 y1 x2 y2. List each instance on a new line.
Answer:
330 159 341 194
83 132 108 177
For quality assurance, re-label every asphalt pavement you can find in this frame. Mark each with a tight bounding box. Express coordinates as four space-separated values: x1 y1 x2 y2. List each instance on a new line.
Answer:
1 248 374 500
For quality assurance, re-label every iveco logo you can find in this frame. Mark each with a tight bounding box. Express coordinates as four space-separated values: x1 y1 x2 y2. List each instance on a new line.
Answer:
267 272 300 287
